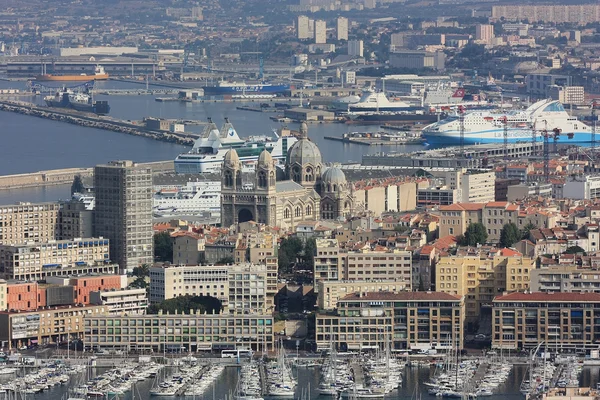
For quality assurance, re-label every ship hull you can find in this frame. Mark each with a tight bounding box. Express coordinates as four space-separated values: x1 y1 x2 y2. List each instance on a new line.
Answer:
348 106 421 113
349 113 440 124
35 74 108 82
202 84 290 96
422 129 592 147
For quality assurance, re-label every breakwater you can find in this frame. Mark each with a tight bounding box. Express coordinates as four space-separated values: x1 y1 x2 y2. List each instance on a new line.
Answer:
0 100 195 146
0 160 174 190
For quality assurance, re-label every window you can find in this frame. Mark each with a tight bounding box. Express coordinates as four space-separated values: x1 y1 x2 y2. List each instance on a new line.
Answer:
306 205 312 216
224 170 233 187
295 207 301 218
284 208 291 219
258 171 267 188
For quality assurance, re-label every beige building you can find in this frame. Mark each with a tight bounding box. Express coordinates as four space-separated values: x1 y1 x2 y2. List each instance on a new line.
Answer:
345 249 412 288
90 288 148 315
460 171 496 203
492 5 600 25
317 279 407 310
0 280 6 312
0 202 61 246
530 265 600 293
314 239 344 289
492 292 600 351
336 17 348 41
0 238 111 280
352 180 417 216
172 232 205 265
0 303 108 349
84 312 274 353
59 200 94 240
475 24 494 44
436 248 533 325
316 292 464 351
315 19 327 44
297 15 313 39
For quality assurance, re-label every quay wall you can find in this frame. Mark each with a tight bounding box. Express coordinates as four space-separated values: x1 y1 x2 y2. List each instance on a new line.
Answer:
0 161 175 190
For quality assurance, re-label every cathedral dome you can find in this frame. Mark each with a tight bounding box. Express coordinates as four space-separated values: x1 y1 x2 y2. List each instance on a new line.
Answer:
258 149 273 167
224 149 240 167
322 167 347 186
288 139 322 167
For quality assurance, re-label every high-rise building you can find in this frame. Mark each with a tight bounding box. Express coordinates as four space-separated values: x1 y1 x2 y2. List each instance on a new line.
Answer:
348 40 363 57
337 17 348 41
297 15 313 40
0 202 60 245
94 161 153 272
475 24 494 44
315 20 327 44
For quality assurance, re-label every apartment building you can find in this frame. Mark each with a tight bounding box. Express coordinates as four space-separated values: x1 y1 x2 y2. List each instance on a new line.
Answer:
460 171 496 203
297 15 313 39
492 292 600 351
0 238 111 281
438 201 557 242
0 280 6 312
315 292 464 351
475 24 494 44
58 201 93 240
227 263 272 315
317 279 407 310
344 249 412 289
94 161 153 271
314 239 344 289
436 247 532 326
172 232 204 265
0 202 60 246
530 265 600 293
90 288 148 315
336 17 348 41
491 5 600 25
314 20 327 44
149 264 229 305
83 312 274 352
0 303 108 349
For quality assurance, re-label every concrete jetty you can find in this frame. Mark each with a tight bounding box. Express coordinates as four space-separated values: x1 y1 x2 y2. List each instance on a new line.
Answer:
0 100 196 146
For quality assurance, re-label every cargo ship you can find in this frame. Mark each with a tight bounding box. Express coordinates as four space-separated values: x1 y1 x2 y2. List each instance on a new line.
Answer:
202 81 291 97
35 65 109 82
44 88 110 115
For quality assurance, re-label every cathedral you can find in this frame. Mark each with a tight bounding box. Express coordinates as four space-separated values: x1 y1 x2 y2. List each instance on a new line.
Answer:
221 123 354 229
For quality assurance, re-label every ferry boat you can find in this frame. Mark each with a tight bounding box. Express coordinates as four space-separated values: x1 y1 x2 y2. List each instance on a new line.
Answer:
421 99 592 146
174 119 298 174
44 88 110 115
153 181 221 218
202 81 291 97
348 90 419 113
36 65 109 81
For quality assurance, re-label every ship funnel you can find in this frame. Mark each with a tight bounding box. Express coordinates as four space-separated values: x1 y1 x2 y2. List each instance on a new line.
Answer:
224 117 229 123
207 117 212 123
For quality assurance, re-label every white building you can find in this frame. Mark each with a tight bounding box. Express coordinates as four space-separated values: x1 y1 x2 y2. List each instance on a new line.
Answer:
548 85 585 105
460 170 496 203
58 47 138 57
344 71 356 85
348 40 364 57
149 264 229 305
90 288 148 315
337 17 348 41
315 19 327 44
563 175 600 199
297 15 313 40
475 24 494 44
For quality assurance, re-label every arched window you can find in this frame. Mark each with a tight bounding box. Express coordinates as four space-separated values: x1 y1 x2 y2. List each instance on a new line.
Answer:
284 208 291 219
333 184 337 192
306 205 312 216
292 167 301 183
224 170 233 187
235 171 242 187
258 171 267 188
345 201 350 209
269 172 275 186
305 167 314 182
295 207 301 217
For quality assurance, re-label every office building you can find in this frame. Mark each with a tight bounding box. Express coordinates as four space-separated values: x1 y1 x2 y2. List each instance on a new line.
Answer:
0 238 112 281
492 292 600 350
337 17 348 41
475 24 494 44
348 40 363 57
94 161 153 272
436 247 533 326
0 202 60 246
0 303 108 349
84 312 274 352
315 19 327 44
297 15 313 39
316 292 464 351
317 279 407 310
90 288 148 315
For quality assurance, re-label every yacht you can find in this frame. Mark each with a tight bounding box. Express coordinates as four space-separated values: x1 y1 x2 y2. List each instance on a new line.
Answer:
174 119 297 174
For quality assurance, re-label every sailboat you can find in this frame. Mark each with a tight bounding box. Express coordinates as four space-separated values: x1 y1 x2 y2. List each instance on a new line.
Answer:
267 340 297 398
318 341 339 397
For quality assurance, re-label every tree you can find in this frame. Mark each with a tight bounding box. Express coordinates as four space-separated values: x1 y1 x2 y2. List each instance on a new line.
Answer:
216 256 234 265
460 223 488 246
499 222 520 248
564 246 586 255
303 238 317 271
154 232 173 262
278 237 304 274
132 264 149 278
520 222 537 240
147 295 222 315
129 276 147 289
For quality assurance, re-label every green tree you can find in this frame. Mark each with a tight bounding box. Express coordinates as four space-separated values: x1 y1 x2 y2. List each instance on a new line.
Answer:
499 222 520 248
460 223 488 246
278 237 304 274
520 222 537 240
132 264 150 278
216 256 235 265
564 245 586 255
147 295 222 315
303 238 317 271
154 232 173 262
129 276 148 289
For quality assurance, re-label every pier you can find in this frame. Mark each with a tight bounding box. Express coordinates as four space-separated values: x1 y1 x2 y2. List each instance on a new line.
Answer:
324 135 425 146
91 89 179 96
0 100 196 146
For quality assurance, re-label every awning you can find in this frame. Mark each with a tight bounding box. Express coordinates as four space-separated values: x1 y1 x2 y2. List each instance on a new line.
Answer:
30 340 38 343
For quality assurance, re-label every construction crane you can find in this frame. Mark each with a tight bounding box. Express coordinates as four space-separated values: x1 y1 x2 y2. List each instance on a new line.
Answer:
458 105 465 156
258 57 264 80
502 115 508 161
542 128 561 183
530 121 536 156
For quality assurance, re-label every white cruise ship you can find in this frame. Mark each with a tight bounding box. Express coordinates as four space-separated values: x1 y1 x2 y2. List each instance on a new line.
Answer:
348 90 419 113
174 119 298 174
153 181 221 218
422 99 592 146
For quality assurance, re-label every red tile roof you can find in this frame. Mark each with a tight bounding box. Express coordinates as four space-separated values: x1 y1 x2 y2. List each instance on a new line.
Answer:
494 292 600 302
497 248 522 257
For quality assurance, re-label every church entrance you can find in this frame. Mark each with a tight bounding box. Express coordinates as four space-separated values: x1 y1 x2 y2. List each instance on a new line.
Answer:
238 208 254 223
